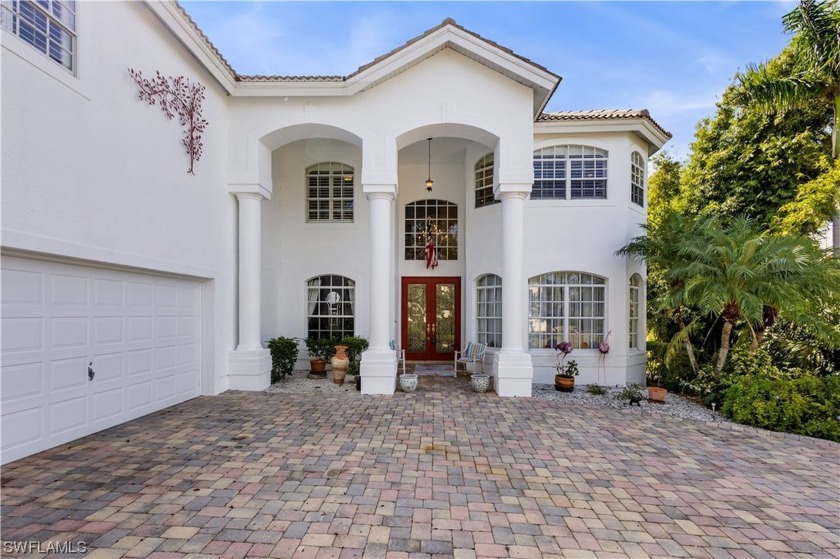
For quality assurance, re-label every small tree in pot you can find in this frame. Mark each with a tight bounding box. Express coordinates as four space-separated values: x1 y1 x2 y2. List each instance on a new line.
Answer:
305 337 336 379
554 341 579 392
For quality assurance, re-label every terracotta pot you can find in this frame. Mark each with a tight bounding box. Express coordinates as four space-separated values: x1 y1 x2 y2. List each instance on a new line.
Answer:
331 345 350 385
307 359 327 379
648 386 667 404
555 374 575 392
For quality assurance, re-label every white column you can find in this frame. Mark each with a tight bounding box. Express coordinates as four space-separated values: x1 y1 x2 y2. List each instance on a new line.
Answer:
360 190 397 394
494 190 534 397
228 192 271 390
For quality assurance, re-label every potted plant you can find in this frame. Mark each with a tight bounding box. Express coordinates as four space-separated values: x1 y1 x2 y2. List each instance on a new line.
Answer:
646 342 668 404
554 341 579 392
305 337 336 379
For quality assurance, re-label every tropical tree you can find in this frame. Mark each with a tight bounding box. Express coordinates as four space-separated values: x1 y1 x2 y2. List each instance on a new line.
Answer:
667 217 839 374
736 0 840 249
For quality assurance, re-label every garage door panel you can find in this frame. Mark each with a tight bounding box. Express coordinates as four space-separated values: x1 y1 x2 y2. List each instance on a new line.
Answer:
155 285 177 308
156 316 177 339
2 317 44 352
2 269 44 305
51 317 88 348
94 279 124 307
1 256 202 464
127 349 153 376
91 352 124 382
127 381 153 411
49 357 89 392
127 316 153 342
2 407 43 451
49 396 88 435
1 362 44 403
92 388 123 423
49 274 89 306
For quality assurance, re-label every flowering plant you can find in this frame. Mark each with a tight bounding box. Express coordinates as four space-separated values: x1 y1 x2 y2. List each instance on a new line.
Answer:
599 331 612 354
554 341 578 376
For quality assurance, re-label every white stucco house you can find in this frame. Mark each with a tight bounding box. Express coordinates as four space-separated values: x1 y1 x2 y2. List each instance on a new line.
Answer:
0 1 670 463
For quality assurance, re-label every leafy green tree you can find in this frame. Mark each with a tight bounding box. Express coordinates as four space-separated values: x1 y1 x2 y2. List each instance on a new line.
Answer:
736 0 840 249
679 83 831 229
647 152 683 231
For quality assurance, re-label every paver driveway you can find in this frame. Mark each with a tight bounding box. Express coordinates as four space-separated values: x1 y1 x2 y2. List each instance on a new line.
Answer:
2 375 838 559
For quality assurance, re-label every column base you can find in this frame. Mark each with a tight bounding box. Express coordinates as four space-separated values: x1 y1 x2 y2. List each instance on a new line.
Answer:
493 351 533 397
360 349 397 395
228 348 271 391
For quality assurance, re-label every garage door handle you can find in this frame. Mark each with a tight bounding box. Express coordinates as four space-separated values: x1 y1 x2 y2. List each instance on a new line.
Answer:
88 363 95 381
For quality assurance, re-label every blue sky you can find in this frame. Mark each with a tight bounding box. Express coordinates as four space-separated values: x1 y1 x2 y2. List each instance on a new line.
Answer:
181 1 796 159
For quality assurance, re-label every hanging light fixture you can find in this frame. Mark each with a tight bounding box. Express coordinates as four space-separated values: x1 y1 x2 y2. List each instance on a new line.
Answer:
425 137 434 192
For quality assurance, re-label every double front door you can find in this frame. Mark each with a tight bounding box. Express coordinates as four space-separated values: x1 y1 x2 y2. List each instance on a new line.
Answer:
401 277 461 361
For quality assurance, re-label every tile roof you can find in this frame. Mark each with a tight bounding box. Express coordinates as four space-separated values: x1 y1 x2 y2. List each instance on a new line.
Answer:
538 109 672 139
174 2 237 77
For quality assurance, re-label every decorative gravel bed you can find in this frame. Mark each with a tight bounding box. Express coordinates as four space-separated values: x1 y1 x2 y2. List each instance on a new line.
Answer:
265 371 729 424
532 383 730 423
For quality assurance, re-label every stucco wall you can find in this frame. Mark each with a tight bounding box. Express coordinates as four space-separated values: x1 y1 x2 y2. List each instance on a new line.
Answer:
1 2 236 394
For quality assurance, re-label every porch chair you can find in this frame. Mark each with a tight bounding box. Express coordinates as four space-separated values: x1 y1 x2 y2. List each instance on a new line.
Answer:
389 340 407 376
453 342 487 377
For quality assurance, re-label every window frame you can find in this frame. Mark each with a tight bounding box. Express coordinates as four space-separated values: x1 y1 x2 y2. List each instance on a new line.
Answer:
306 275 356 339
631 151 645 207
474 152 498 208
305 162 355 223
629 274 641 350
527 272 607 350
476 274 502 348
404 199 458 261
532 145 608 200
1 0 76 73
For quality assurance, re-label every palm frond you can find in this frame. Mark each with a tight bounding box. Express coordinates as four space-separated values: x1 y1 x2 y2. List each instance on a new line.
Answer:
735 63 825 111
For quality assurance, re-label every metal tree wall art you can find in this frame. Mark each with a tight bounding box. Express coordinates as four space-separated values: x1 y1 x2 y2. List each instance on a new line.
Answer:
128 69 208 174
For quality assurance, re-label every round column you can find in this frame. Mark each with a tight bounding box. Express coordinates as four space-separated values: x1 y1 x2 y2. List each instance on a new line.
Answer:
500 191 527 352
367 192 393 351
236 193 263 351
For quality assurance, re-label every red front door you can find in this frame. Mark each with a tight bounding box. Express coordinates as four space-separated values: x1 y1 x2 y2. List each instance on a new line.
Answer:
401 277 461 361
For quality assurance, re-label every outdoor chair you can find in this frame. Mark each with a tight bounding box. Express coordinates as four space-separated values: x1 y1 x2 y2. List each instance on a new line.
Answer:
453 342 486 377
389 340 407 376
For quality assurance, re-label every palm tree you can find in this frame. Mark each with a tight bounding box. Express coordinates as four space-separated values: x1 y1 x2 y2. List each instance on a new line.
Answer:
617 210 715 374
736 0 840 250
668 217 839 374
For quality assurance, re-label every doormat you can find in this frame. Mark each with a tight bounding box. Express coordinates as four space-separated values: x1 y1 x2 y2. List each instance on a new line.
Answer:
412 364 454 376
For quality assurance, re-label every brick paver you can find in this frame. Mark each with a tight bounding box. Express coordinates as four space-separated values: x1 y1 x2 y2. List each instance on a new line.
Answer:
1 373 838 558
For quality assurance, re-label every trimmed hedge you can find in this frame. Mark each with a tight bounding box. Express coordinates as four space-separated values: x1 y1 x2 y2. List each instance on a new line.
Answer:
267 336 299 384
722 374 840 442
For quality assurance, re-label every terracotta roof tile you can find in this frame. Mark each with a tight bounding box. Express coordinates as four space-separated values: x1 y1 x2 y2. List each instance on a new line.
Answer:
538 109 672 139
174 2 237 77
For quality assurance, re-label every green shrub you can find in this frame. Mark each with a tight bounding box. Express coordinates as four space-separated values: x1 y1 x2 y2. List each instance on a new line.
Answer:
338 336 369 376
722 374 840 442
615 383 646 406
685 347 787 408
267 337 299 383
304 337 337 361
586 384 607 395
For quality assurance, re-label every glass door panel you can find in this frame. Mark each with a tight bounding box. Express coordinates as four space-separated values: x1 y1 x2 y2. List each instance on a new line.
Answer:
402 277 461 361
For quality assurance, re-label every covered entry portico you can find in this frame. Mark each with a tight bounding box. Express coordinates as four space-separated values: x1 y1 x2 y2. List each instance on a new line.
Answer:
224 19 559 396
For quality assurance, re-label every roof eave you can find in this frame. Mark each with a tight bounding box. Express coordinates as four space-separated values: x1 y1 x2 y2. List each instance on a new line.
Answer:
536 118 671 155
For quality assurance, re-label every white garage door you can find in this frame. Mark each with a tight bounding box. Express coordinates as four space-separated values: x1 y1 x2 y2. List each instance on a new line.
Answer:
1 256 202 464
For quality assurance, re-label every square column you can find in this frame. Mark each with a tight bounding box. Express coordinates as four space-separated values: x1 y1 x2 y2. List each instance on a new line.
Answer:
496 190 533 397
360 190 397 394
228 192 271 390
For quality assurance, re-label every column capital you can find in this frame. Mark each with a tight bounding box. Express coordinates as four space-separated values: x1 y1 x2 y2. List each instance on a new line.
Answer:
365 190 396 202
235 191 269 203
495 182 532 198
499 190 529 202
229 182 271 200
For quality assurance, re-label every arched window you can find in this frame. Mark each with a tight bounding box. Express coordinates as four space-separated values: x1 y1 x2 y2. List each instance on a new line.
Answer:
629 274 641 349
533 145 608 199
306 275 355 339
475 153 498 208
528 272 606 349
476 274 502 347
306 162 354 222
631 152 645 207
405 199 458 261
